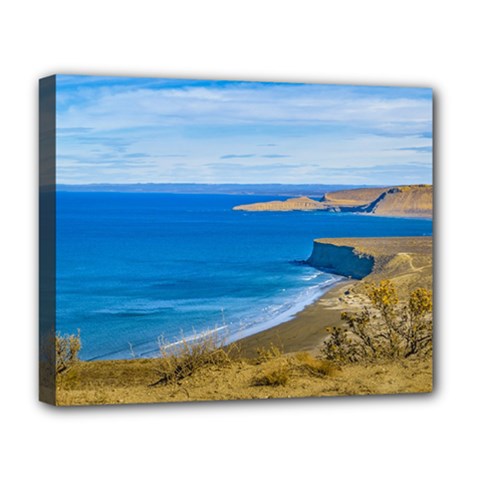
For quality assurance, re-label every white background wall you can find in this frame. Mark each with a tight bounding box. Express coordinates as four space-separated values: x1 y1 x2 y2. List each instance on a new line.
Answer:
1 1 478 478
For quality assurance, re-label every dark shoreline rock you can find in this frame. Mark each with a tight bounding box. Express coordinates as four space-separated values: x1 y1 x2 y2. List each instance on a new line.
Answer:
307 241 374 279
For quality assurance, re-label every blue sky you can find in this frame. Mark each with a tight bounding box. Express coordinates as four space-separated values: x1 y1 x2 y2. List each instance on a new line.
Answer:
56 75 432 185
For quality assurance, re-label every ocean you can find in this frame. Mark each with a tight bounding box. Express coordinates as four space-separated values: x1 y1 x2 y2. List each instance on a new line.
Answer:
56 192 433 360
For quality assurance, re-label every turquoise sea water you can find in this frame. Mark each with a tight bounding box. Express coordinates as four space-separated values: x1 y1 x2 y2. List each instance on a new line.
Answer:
56 192 432 360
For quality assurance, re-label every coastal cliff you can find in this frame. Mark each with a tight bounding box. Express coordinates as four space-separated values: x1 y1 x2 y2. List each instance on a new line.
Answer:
307 241 374 279
359 185 432 217
323 186 389 206
233 184 432 218
306 237 433 291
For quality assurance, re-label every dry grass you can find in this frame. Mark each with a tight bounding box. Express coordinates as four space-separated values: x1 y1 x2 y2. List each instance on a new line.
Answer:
54 279 432 406
55 330 81 374
55 354 432 405
151 334 239 386
252 350 337 388
292 352 337 377
252 362 290 387
255 343 284 364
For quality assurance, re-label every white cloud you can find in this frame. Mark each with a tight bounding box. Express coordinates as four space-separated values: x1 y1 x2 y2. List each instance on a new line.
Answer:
58 81 431 131
56 77 432 184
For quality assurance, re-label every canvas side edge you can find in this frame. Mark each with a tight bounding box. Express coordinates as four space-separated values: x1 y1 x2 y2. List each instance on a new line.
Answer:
39 75 57 405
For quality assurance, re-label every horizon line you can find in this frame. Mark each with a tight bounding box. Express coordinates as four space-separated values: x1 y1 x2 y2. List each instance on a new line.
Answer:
56 181 430 187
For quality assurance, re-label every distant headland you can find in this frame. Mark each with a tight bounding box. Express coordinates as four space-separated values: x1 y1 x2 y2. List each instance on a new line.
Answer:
233 184 432 218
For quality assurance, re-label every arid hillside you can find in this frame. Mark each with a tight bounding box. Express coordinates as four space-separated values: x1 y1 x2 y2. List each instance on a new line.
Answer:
323 186 390 206
233 196 325 211
362 185 432 217
233 184 432 218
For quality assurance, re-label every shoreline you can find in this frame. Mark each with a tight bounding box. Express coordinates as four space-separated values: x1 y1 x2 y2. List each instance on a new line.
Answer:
233 280 356 357
81 236 432 362
224 276 344 345
86 275 345 361
55 235 433 405
234 235 433 356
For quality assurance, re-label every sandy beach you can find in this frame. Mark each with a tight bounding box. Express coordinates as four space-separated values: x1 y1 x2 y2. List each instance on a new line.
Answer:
236 236 433 357
236 281 355 356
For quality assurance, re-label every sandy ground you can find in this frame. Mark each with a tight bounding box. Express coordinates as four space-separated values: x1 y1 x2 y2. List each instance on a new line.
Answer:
236 281 358 357
56 355 432 406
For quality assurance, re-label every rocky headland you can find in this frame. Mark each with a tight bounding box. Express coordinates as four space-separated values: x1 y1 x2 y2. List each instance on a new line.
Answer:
233 184 432 218
237 236 432 357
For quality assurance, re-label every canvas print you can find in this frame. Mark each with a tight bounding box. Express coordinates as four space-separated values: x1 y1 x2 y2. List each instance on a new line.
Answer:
39 75 433 406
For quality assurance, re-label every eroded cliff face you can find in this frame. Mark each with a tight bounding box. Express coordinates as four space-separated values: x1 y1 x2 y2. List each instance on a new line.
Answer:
360 185 432 217
307 241 374 279
233 185 432 218
306 237 433 293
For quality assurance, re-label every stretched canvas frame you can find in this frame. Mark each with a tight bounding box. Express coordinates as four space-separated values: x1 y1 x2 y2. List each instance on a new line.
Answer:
40 75 433 406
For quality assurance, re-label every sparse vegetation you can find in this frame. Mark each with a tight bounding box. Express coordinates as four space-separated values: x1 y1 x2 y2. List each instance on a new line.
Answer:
322 280 432 363
54 280 433 405
55 330 82 374
252 362 290 387
151 333 239 386
255 343 283 364
252 351 336 388
292 352 336 377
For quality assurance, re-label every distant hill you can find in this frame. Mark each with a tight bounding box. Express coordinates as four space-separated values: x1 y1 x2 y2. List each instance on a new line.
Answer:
360 185 432 217
233 196 324 211
323 187 391 206
233 185 432 218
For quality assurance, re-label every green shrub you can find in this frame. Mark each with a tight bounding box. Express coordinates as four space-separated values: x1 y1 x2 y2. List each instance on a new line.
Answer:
322 281 433 363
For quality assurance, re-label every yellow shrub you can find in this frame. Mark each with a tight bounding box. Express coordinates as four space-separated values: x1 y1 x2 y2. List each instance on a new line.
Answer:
322 282 433 363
